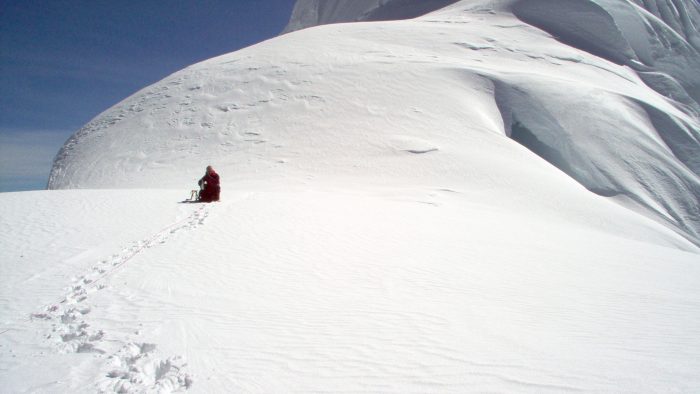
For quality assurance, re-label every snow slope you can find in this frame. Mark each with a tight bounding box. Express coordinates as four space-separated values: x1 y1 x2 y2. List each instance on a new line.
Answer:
48 0 700 245
1 187 699 392
4 0 700 392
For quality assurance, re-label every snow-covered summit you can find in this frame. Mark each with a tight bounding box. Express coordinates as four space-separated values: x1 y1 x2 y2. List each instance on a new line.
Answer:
282 0 460 33
49 0 699 246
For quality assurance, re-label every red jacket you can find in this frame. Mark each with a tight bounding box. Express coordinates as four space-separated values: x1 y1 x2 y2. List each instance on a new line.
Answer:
199 171 219 189
198 171 220 202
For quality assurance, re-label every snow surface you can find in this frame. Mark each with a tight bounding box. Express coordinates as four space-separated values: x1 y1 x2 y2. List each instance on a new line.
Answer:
2 187 699 392
4 0 700 392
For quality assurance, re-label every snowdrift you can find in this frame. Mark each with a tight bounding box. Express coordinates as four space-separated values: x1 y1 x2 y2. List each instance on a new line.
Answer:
48 0 700 245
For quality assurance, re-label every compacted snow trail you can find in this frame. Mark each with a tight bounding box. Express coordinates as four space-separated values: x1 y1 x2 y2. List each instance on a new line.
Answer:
29 204 210 392
0 190 222 393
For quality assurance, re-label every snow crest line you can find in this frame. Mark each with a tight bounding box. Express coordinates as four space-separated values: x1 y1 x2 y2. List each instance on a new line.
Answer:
29 204 209 392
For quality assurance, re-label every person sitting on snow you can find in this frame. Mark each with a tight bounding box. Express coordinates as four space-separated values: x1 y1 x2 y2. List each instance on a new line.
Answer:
198 165 220 202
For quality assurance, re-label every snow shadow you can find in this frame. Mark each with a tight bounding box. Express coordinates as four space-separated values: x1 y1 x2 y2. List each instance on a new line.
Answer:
512 0 633 66
634 100 700 176
512 0 700 114
492 79 700 246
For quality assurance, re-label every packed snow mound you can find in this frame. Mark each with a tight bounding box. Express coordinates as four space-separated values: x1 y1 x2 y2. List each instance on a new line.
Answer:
282 0 460 33
49 0 700 245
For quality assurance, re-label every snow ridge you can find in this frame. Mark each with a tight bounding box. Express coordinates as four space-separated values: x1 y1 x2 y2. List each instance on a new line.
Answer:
282 0 460 33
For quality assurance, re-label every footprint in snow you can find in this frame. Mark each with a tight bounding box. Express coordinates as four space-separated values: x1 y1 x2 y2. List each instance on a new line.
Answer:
98 342 193 393
29 205 207 387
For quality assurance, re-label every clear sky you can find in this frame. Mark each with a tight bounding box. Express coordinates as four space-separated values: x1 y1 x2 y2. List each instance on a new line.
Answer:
0 0 296 192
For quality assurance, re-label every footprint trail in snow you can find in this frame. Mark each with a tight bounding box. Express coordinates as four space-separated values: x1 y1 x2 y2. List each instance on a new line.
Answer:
30 205 208 392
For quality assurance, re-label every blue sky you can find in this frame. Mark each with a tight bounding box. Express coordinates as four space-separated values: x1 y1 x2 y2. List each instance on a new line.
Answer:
0 0 296 192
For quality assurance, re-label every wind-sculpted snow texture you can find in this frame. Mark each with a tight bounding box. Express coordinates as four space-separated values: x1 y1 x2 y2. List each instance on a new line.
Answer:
49 0 700 245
